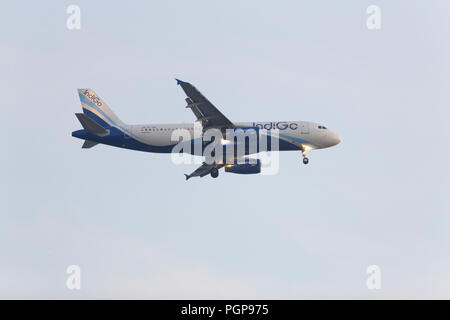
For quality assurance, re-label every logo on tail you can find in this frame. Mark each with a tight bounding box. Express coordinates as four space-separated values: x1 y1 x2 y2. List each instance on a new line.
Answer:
81 89 103 107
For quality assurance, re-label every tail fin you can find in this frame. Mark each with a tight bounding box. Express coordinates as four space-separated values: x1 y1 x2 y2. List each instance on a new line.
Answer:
77 89 124 128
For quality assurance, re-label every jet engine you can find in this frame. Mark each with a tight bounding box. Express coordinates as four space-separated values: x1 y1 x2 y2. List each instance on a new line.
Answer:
224 159 261 175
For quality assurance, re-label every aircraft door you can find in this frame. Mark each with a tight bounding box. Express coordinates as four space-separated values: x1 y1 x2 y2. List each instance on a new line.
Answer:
300 122 309 134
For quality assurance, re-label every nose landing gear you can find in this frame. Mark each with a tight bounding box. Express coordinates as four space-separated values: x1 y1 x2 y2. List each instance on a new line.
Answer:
301 148 309 165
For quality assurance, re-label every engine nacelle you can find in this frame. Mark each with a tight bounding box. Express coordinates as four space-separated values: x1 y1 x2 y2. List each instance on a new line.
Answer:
224 159 261 175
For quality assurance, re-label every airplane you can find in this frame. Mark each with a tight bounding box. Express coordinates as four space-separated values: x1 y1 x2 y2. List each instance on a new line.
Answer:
72 79 341 180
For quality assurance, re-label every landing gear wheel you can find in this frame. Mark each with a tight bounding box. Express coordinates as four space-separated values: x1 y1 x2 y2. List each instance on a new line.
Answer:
303 157 309 165
210 168 219 178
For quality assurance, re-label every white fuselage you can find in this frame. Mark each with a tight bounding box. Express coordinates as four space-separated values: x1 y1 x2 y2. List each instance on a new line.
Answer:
124 120 341 153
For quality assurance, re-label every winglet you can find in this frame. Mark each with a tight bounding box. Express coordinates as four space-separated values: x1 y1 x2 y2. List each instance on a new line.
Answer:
175 78 183 85
184 174 191 181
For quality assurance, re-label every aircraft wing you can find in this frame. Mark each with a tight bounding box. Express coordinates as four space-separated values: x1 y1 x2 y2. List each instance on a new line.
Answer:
176 79 235 130
184 162 224 180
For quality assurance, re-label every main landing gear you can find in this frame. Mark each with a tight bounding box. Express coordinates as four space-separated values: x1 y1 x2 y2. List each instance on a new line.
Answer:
301 148 309 165
210 167 219 178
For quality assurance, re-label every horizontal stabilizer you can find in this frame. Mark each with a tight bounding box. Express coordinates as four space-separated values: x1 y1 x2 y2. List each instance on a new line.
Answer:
82 140 99 149
75 113 109 137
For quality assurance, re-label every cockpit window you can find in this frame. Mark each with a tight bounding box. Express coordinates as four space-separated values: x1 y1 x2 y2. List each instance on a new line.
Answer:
318 125 327 129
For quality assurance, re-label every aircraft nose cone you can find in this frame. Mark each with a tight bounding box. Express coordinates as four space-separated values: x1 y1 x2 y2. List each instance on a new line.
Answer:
328 133 341 147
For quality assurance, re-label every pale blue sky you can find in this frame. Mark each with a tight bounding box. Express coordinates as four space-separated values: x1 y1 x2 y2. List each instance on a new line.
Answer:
1 1 449 298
